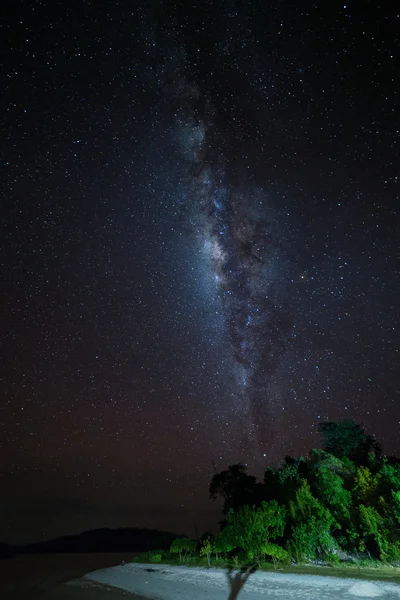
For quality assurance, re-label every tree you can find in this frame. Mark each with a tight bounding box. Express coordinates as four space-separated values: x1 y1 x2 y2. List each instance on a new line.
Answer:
289 481 336 561
358 504 390 559
378 460 400 496
309 450 353 524
207 419 400 562
170 537 197 562
199 536 212 567
262 542 289 568
263 458 306 507
216 500 286 561
318 419 381 464
353 466 380 504
209 464 262 514
392 491 400 525
279 456 307 483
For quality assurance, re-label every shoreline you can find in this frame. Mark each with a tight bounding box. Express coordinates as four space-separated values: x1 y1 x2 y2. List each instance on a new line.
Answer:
1 553 399 600
59 579 153 599
81 561 400 600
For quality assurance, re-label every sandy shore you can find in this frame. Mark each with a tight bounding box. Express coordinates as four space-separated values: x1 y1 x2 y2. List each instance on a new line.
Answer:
83 562 400 600
2 554 400 599
0 553 149 600
48 580 149 600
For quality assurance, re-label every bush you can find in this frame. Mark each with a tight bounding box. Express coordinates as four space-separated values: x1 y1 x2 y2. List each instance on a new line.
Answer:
200 536 213 566
216 500 287 559
262 542 290 568
231 555 240 569
149 553 162 563
326 553 340 566
170 537 197 561
139 550 164 563
289 515 336 562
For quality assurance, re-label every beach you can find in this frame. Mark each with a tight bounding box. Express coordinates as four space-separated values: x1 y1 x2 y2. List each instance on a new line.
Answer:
2 554 400 600
82 561 400 600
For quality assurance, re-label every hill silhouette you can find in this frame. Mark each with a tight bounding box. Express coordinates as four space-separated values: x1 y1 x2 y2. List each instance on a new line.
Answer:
1 527 181 556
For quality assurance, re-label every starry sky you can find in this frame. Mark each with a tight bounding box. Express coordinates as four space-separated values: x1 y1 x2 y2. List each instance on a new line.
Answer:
1 1 399 543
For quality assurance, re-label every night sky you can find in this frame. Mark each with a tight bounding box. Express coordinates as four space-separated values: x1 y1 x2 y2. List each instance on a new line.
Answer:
1 1 399 544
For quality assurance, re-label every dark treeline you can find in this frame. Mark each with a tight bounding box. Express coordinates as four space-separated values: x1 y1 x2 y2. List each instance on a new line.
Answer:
0 528 179 557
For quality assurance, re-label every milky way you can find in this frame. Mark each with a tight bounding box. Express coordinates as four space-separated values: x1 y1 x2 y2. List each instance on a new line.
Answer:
174 79 294 452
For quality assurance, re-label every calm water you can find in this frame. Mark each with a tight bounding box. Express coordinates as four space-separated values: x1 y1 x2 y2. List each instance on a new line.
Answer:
0 553 146 599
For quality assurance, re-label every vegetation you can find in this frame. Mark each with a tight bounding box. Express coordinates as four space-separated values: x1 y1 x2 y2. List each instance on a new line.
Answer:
217 500 287 564
135 420 400 580
170 537 197 561
206 419 400 565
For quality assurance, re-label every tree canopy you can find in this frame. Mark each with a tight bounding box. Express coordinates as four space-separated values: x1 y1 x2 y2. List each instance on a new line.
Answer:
208 419 400 562
318 419 381 464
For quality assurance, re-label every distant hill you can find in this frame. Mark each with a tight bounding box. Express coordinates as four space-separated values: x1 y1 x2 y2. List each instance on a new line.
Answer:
0 542 13 559
2 527 181 555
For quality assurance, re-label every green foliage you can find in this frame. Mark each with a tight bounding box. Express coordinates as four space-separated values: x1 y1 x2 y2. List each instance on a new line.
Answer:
289 516 336 562
292 480 335 523
278 461 302 485
199 536 212 555
290 521 317 561
199 536 213 566
212 536 225 556
170 537 197 561
216 500 286 560
209 420 400 565
318 419 380 463
262 542 290 567
139 550 165 563
326 553 341 566
231 554 240 568
149 552 162 563
310 452 352 523
288 480 337 561
353 466 379 503
379 462 400 499
358 504 388 559
392 491 400 524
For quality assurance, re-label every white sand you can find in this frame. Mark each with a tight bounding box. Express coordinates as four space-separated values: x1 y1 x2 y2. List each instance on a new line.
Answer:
82 562 400 599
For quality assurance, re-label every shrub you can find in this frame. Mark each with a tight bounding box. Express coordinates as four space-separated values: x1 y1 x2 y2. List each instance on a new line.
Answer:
139 550 164 563
231 555 240 569
216 500 287 560
200 536 213 567
262 542 290 567
170 537 197 561
149 553 162 563
326 553 340 566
